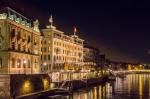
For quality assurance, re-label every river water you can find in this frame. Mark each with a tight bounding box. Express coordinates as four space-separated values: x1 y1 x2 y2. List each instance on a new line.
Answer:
49 74 150 99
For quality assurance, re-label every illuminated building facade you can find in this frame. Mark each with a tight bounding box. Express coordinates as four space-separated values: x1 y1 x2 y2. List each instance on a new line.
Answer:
0 7 41 74
41 17 84 73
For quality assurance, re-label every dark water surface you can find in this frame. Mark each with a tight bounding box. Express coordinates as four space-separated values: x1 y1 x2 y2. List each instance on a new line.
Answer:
49 74 150 99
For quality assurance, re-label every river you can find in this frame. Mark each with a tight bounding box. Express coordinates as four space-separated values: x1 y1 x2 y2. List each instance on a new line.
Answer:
48 74 150 99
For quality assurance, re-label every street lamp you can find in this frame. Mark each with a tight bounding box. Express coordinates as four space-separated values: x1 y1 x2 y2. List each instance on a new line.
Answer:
43 62 47 66
43 62 47 73
23 60 27 64
23 60 27 74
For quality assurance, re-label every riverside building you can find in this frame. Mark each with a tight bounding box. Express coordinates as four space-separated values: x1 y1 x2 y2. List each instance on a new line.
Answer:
41 16 84 73
0 7 41 74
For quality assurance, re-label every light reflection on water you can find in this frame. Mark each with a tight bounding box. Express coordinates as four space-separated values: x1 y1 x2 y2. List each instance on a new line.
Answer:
49 74 150 99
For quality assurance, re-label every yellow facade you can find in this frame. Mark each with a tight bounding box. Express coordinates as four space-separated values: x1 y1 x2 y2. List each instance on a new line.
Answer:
0 7 40 74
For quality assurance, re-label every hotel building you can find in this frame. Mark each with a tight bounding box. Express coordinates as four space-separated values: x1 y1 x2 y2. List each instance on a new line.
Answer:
0 7 41 74
41 17 84 73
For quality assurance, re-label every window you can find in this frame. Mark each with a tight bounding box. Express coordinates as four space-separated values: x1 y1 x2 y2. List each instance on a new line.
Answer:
11 42 15 50
48 40 51 44
44 47 46 52
17 59 21 68
23 59 26 68
44 40 46 44
28 60 30 68
18 44 21 51
17 31 21 40
54 56 56 61
48 47 51 52
28 35 31 43
44 55 46 60
11 58 15 68
23 45 25 52
0 57 2 69
11 29 15 38
35 59 38 68
48 55 50 60
0 28 1 34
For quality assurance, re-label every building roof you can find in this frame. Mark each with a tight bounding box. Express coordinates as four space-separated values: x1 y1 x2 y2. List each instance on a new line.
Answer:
0 7 31 23
84 43 99 51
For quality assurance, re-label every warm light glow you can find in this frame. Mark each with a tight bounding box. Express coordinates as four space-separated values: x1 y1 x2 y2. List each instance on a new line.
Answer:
50 83 55 89
43 62 47 66
128 64 131 70
23 60 27 64
22 80 32 94
43 78 49 90
139 75 142 98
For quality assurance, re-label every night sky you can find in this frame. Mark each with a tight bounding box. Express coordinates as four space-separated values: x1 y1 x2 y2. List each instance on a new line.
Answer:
1 0 150 63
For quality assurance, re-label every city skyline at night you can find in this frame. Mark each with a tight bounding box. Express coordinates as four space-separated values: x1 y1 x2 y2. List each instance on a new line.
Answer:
1 1 150 99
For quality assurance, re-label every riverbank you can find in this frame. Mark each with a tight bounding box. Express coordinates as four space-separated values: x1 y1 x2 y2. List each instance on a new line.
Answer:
16 75 109 99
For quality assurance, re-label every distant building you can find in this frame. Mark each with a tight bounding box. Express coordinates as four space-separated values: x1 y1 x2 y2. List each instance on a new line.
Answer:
40 17 84 73
83 43 100 70
0 7 41 74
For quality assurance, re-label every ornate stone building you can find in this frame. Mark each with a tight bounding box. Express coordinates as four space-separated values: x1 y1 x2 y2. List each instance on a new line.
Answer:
41 16 84 73
0 7 41 74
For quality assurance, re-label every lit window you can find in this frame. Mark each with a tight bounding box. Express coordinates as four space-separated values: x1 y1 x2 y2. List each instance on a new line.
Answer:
0 57 2 69
11 58 15 68
17 59 21 68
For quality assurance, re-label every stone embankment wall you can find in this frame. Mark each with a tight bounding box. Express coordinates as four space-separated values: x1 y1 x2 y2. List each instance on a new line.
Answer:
0 74 50 99
0 75 10 99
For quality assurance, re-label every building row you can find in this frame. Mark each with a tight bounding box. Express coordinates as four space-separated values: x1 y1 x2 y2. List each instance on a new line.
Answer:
0 7 143 74
0 7 105 74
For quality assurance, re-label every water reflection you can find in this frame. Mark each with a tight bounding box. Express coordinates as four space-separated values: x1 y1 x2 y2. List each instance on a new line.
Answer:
67 74 150 99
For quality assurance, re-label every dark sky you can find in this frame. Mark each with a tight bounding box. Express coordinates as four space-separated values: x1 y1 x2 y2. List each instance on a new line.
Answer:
1 0 150 63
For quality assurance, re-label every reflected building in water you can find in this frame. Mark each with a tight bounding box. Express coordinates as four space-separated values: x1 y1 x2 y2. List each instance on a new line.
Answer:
64 74 150 99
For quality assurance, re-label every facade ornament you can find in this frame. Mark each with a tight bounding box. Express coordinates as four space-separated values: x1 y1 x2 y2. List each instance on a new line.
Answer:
46 15 56 29
33 19 40 32
0 13 7 19
49 15 53 26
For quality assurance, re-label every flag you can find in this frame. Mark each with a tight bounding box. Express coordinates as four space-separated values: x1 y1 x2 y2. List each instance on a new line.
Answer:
74 26 77 33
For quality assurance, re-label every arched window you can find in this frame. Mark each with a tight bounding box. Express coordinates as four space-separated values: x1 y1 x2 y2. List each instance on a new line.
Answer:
18 44 21 51
17 31 21 40
11 58 15 68
54 56 56 61
0 57 2 69
17 59 21 68
11 29 15 38
28 60 30 68
35 59 38 68
28 35 30 43
23 59 27 68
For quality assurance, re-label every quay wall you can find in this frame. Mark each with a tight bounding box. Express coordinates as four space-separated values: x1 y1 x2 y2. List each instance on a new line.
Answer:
0 74 50 99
